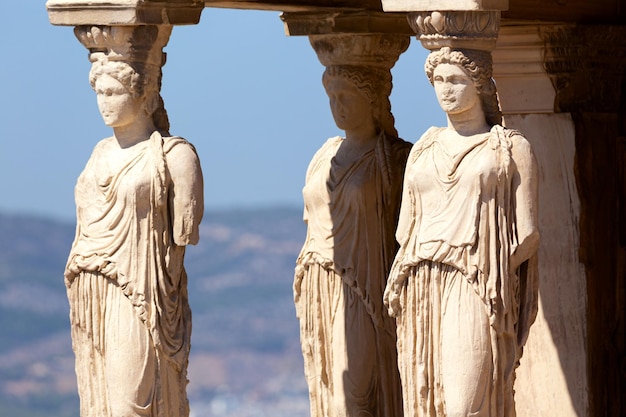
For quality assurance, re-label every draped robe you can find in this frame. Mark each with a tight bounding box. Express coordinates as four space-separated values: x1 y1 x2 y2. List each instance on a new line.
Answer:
384 126 539 417
66 131 202 417
295 133 411 417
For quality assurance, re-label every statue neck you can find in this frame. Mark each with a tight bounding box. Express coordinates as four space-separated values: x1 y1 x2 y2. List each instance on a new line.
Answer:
446 105 491 137
113 117 157 148
344 119 378 145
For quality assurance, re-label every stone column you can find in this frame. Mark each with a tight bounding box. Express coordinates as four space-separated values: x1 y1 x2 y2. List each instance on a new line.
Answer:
492 24 588 417
538 24 626 417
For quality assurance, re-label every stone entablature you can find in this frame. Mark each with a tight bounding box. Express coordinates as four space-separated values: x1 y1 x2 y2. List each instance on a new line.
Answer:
381 0 508 12
47 0 204 25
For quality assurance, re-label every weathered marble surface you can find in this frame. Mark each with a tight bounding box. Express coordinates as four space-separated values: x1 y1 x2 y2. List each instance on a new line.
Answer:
66 25 203 417
295 34 410 417
384 46 539 417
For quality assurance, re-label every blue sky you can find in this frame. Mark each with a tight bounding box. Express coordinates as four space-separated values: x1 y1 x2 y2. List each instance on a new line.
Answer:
0 2 444 222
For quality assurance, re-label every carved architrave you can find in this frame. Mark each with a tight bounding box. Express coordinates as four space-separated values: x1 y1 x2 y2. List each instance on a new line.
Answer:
540 24 626 113
408 10 500 51
382 0 508 12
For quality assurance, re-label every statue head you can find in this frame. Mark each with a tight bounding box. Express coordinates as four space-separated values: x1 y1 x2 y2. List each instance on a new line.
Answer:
322 65 398 138
425 47 502 127
88 59 169 134
75 25 172 135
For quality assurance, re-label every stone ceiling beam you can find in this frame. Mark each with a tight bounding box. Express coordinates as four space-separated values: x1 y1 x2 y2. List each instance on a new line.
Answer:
381 0 507 12
47 0 204 26
281 11 412 36
204 0 382 12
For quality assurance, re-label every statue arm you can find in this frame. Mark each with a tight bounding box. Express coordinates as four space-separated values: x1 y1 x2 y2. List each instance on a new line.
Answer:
395 145 419 248
510 134 540 270
167 143 204 246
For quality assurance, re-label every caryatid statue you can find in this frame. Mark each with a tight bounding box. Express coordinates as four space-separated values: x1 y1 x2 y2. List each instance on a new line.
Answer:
294 33 411 417
65 25 203 417
384 11 540 417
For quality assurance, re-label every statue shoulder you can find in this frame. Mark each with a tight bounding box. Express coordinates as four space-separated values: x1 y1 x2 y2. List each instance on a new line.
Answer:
305 136 342 179
407 126 442 163
380 133 413 162
152 134 202 179
496 126 535 159
92 136 115 152
161 135 197 154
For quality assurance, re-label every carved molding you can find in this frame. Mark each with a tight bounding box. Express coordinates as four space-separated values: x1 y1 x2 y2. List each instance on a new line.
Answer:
309 33 410 68
541 24 626 113
408 10 500 51
47 0 204 26
74 25 172 67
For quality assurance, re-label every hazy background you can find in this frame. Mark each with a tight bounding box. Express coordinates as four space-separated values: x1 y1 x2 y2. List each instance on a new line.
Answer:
0 2 444 222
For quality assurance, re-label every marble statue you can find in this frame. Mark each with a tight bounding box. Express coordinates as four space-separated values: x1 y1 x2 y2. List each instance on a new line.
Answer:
295 34 411 417
384 46 540 417
65 25 203 417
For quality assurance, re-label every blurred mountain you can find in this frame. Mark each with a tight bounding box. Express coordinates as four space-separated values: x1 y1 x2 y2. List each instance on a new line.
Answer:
0 208 309 417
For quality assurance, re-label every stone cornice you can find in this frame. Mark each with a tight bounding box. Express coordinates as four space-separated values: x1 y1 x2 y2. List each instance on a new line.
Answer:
47 0 204 26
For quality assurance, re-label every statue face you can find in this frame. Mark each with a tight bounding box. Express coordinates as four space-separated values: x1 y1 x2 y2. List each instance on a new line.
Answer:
95 74 143 128
325 76 373 132
433 63 480 116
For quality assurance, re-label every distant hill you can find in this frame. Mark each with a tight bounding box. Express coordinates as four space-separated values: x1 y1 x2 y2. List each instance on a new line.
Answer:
0 208 309 417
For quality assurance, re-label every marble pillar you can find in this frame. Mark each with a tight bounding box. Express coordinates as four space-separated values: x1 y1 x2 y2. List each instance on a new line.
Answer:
492 24 588 417
539 24 626 417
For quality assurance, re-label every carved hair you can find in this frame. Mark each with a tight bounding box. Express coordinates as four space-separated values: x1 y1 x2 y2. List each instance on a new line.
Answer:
89 60 170 135
322 65 398 138
425 47 502 126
